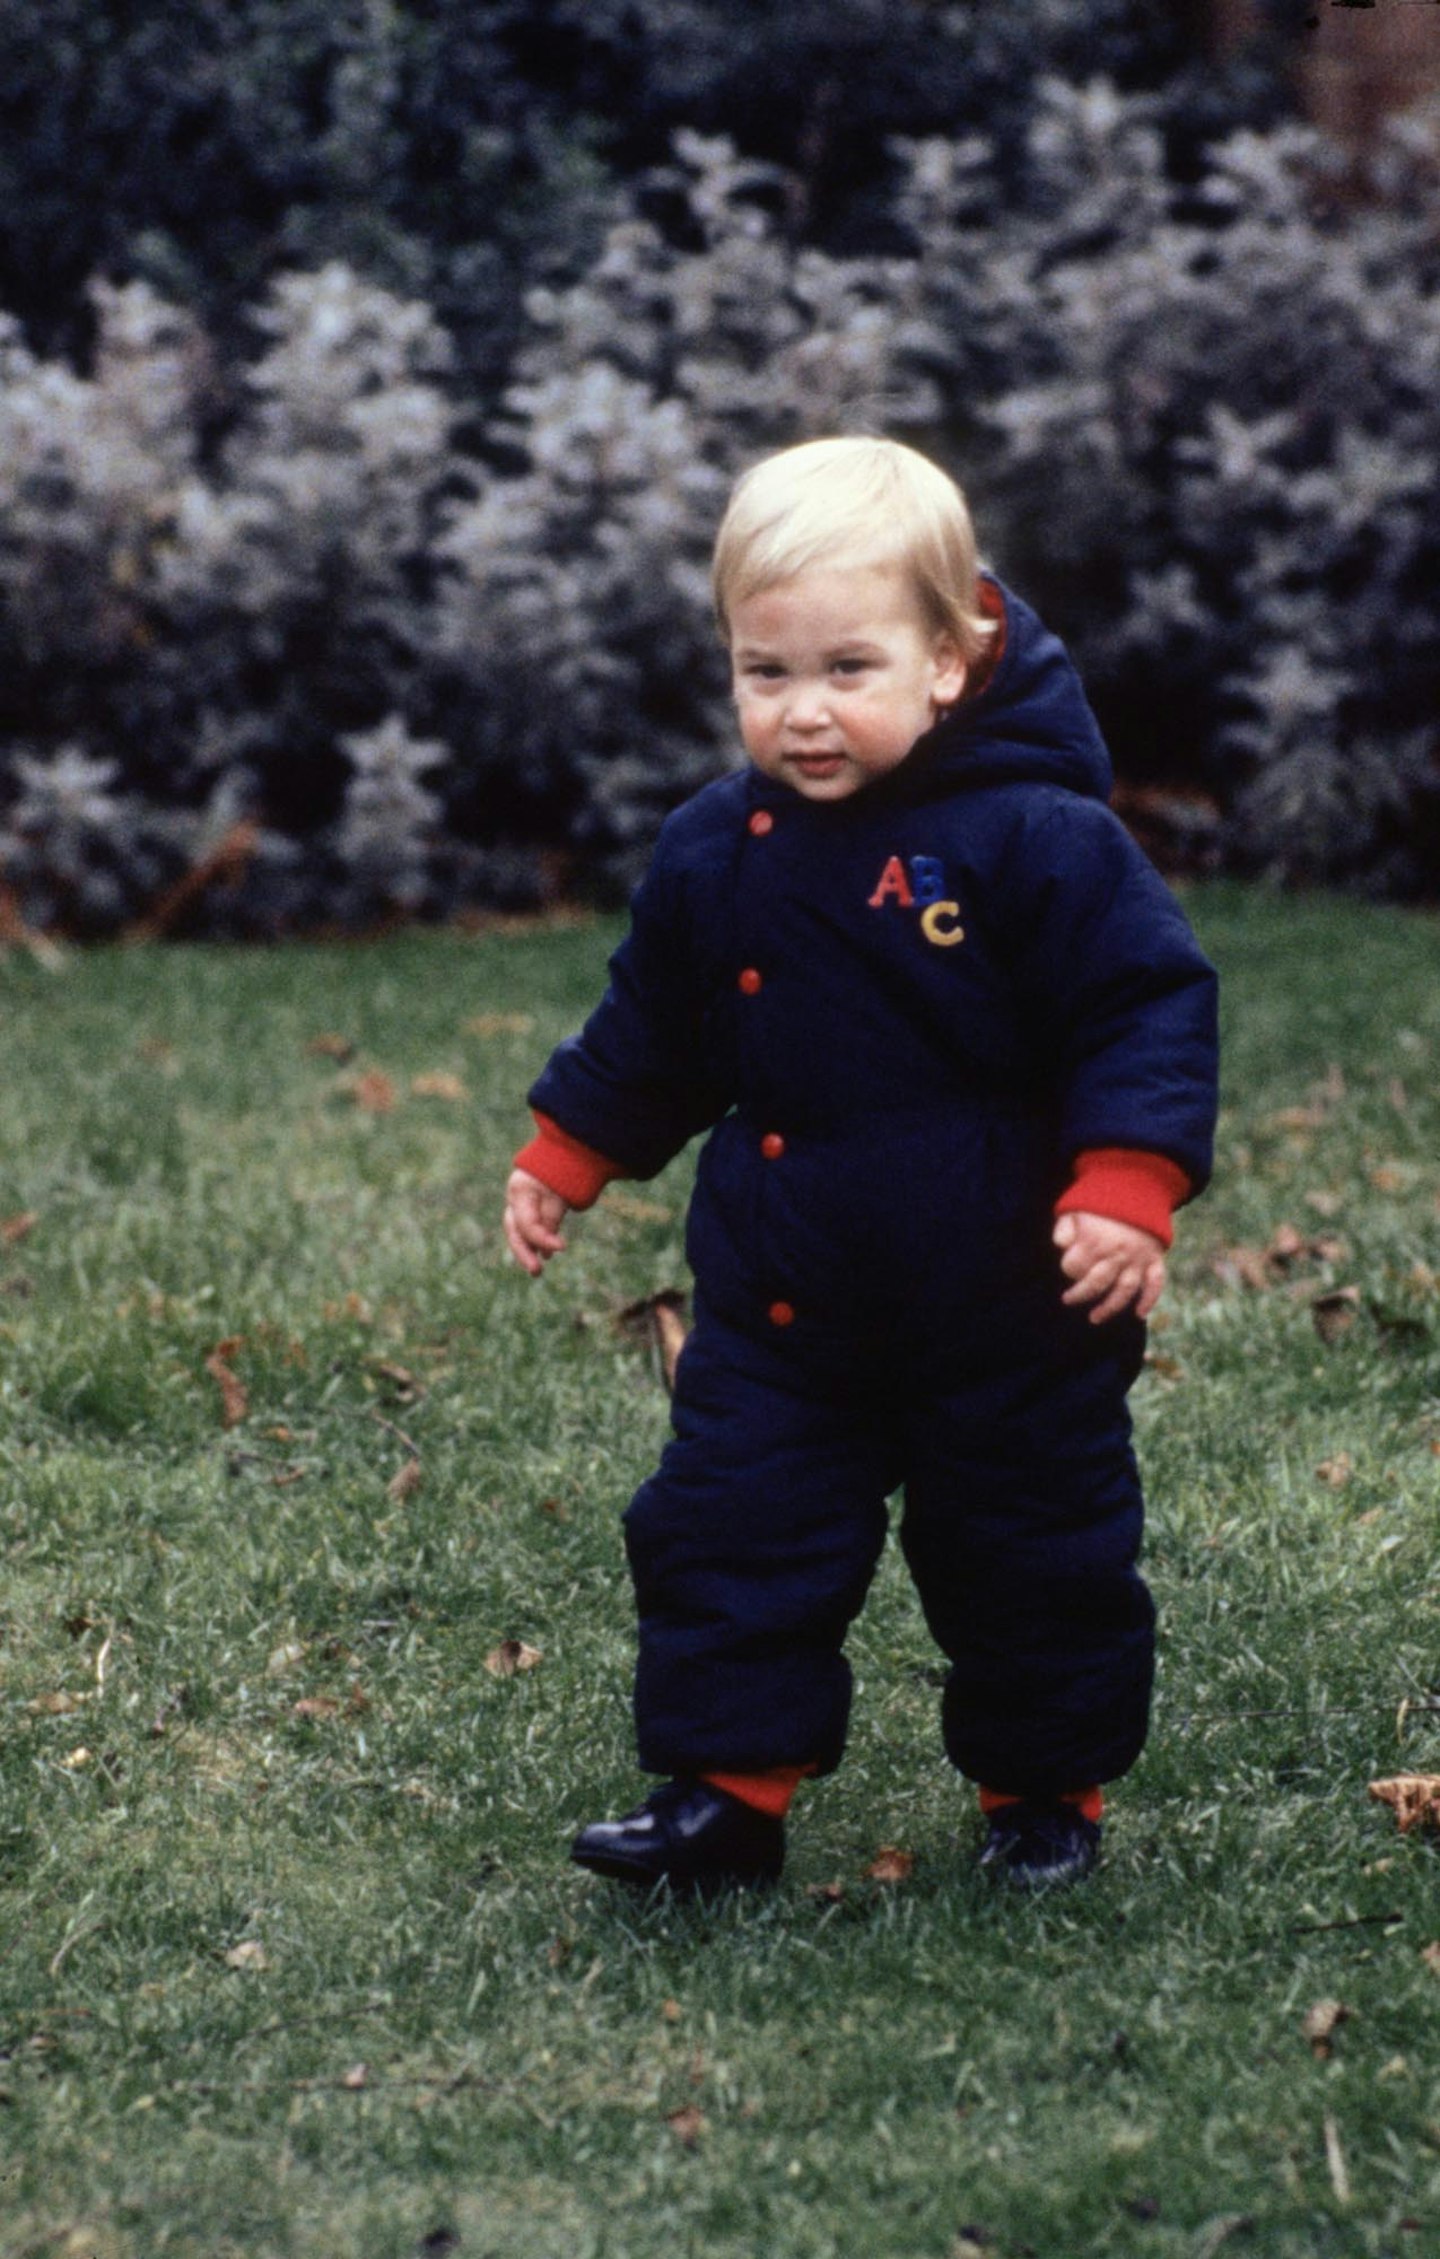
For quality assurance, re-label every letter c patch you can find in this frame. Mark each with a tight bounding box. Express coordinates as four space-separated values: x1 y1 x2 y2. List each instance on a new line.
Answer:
920 899 964 947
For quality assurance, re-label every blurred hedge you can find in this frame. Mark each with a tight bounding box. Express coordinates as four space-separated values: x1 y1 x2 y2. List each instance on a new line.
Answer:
0 12 1436 931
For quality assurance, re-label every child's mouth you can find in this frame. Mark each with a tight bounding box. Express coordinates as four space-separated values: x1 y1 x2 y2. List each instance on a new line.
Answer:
789 753 846 779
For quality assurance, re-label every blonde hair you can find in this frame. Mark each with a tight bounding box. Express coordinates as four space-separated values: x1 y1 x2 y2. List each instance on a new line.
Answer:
712 436 997 663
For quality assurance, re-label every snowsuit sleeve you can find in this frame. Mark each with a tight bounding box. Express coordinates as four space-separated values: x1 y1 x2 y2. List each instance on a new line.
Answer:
1001 796 1219 1197
525 831 734 1182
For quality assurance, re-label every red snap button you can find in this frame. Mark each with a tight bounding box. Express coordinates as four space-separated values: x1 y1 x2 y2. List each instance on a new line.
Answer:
748 809 774 837
738 967 763 995
768 1300 796 1328
760 1133 786 1160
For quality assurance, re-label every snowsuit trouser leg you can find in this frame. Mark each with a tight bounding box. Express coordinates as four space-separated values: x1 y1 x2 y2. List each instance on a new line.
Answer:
898 1325 1153 1796
623 1312 898 1778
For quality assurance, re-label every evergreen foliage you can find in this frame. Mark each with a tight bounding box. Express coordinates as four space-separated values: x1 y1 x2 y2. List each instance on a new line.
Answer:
0 8 1434 928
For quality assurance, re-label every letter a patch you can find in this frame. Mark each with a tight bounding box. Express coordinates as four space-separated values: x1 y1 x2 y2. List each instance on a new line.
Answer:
867 855 914 909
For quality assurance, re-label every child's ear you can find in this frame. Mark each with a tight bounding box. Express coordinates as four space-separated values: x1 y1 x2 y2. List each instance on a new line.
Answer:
931 634 968 710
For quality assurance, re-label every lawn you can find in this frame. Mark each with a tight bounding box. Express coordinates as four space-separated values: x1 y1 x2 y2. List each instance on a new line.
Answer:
0 884 1438 2259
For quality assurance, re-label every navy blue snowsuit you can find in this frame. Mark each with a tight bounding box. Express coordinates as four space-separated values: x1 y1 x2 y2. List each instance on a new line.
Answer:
530 581 1219 1795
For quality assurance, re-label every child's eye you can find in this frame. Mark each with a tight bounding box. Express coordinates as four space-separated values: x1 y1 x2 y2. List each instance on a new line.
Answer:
742 663 786 682
832 657 871 677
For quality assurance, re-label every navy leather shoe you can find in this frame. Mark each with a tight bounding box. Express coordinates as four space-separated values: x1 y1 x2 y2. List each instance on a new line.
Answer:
571 1779 784 1890
977 1800 1101 1891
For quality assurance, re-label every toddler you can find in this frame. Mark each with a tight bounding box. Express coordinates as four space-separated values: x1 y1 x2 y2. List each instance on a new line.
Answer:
504 437 1218 1891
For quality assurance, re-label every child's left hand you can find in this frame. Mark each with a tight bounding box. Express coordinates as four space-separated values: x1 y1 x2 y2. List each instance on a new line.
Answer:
1053 1211 1166 1325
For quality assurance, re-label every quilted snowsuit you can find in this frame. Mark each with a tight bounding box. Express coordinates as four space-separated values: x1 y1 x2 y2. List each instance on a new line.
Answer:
527 581 1219 1795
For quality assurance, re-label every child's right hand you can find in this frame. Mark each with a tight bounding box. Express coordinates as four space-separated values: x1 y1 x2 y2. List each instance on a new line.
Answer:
503 1168 571 1275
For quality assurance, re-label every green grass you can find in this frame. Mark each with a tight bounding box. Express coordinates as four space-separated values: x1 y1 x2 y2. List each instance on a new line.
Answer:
0 886 1438 2258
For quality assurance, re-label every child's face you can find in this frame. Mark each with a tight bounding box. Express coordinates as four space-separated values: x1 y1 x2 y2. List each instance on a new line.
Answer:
729 560 967 802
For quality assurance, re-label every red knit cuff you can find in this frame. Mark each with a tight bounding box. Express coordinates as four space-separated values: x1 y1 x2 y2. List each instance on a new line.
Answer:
979 1784 1104 1825
702 1764 815 1819
1054 1148 1191 1250
513 1112 627 1212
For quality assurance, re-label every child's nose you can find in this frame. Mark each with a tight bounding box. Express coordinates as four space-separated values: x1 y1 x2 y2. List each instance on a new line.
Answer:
787 679 832 727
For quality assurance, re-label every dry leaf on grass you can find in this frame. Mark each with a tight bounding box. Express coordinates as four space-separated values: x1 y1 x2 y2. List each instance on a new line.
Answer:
805 1879 846 1904
204 1337 248 1428
27 1691 84 1715
306 1032 355 1062
1312 1287 1362 1345
1420 1942 1440 1977
341 2063 369 2090
266 1641 307 1678
411 1072 467 1102
1305 1189 1344 1217
387 1458 423 1504
1369 1162 1413 1195
371 1359 425 1404
485 1640 543 1678
1302 1999 1351 2058
224 1940 269 1972
292 1696 340 1721
0 1211 37 1244
347 1070 397 1115
666 2105 707 2146
1144 1350 1185 1382
615 1290 690 1391
1315 1453 1355 1489
1369 1775 1440 1834
864 1847 915 1885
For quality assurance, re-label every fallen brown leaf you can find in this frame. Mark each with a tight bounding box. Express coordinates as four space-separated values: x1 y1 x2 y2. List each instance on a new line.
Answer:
1211 1245 1273 1292
666 2105 707 2147
291 1696 339 1721
1264 1105 1327 1134
224 1940 270 1972
1369 1775 1440 1834
1315 1453 1354 1489
484 1640 543 1678
805 1879 846 1903
1144 1351 1185 1382
204 1337 248 1428
27 1690 84 1715
1420 1942 1440 1977
1302 1999 1351 2058
59 1746 92 1769
1312 1287 1361 1345
371 1359 425 1403
349 1070 397 1115
864 1846 915 1885
411 1072 467 1102
1304 1189 1344 1217
1369 1162 1412 1195
0 1211 37 1244
307 1033 355 1061
266 1641 307 1677
341 2063 369 2090
661 1998 683 2022
615 1290 690 1391
387 1457 423 1504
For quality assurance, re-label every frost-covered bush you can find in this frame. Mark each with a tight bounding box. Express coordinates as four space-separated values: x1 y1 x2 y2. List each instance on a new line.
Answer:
437 130 953 877
0 266 480 932
897 85 1440 889
0 82 1437 930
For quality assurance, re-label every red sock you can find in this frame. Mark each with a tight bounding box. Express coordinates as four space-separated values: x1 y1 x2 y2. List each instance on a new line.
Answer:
701 1764 813 1819
978 1783 1104 1825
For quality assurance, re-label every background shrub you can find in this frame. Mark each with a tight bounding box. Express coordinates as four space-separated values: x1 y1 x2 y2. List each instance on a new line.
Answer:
0 9 1434 929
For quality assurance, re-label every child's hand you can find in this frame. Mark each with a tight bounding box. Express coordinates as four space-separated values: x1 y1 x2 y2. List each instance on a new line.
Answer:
1053 1211 1166 1325
504 1168 571 1276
